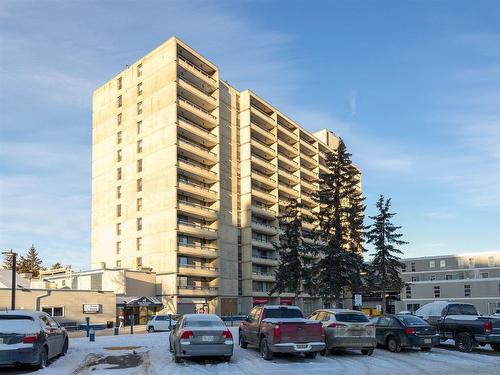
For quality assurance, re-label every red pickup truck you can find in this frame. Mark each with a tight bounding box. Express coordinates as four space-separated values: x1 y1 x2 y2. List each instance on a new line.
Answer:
239 305 325 360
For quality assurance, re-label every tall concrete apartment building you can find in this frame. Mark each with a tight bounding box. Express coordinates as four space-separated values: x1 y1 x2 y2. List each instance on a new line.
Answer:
92 37 345 315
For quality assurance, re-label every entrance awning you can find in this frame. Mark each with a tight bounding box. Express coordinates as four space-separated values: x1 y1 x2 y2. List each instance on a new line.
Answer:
117 296 163 307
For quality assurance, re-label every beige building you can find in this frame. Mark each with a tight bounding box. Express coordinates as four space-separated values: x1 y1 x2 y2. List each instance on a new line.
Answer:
91 36 352 315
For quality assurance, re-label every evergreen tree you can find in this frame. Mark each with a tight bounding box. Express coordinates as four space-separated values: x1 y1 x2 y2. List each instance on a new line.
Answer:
17 244 43 277
366 195 408 313
51 262 63 269
310 139 366 306
2 251 14 270
269 199 307 299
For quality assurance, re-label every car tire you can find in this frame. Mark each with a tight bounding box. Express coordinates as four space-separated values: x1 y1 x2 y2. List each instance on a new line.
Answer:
61 338 69 356
223 356 231 362
305 351 317 359
148 326 155 333
421 347 432 352
455 332 473 353
361 348 374 356
36 347 48 369
260 338 273 361
386 336 401 353
239 332 248 349
490 343 500 352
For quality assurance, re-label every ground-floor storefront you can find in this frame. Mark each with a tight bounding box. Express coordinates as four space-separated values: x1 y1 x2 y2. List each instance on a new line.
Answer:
116 296 163 326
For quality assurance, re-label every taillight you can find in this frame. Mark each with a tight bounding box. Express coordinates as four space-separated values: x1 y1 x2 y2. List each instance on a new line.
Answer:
328 323 347 328
23 335 37 344
222 330 233 339
180 330 193 339
320 324 325 337
484 321 493 334
273 325 281 342
404 327 416 335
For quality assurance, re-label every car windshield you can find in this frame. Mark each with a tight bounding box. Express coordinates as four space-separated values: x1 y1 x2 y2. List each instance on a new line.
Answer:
183 319 224 328
264 308 304 319
459 305 478 315
0 315 36 334
397 315 427 326
335 313 369 323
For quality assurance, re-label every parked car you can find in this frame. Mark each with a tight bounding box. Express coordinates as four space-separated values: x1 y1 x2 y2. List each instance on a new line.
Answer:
0 310 68 369
309 309 375 356
494 308 500 317
169 314 233 363
416 301 500 352
147 314 177 332
239 305 325 360
371 314 439 352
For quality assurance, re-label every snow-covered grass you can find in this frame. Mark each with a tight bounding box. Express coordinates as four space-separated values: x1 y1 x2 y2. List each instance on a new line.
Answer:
37 327 498 374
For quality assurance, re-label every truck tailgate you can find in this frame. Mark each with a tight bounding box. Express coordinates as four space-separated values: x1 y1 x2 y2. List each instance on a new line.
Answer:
273 320 323 343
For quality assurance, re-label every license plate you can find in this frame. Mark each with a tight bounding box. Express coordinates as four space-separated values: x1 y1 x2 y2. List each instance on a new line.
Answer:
351 331 363 336
201 336 215 342
295 344 309 350
424 339 431 344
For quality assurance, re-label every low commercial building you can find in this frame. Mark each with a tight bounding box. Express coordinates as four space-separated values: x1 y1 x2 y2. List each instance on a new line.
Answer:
397 251 500 315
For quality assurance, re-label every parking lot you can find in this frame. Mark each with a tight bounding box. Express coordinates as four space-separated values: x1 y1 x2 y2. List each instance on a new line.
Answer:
3 328 498 374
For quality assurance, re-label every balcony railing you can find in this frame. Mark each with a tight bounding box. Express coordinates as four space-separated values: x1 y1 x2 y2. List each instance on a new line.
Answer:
178 179 217 194
178 285 218 291
178 96 216 119
251 104 273 119
178 200 217 213
178 136 217 156
252 271 275 277
178 56 216 83
251 204 277 216
178 157 217 176
178 115 217 135
252 169 276 183
251 221 277 230
178 77 217 100
251 136 275 150
178 221 217 232
252 254 278 260
178 264 218 272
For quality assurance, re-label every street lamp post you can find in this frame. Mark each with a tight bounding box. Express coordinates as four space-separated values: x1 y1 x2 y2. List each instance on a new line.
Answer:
2 250 17 310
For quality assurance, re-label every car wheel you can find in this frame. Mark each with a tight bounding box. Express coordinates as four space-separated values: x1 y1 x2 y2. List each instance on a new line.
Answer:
421 347 432 352
239 331 248 349
386 336 401 353
305 351 317 359
260 338 273 361
223 356 231 362
148 326 155 333
61 338 69 356
36 347 48 369
455 332 473 353
361 348 374 356
490 343 500 352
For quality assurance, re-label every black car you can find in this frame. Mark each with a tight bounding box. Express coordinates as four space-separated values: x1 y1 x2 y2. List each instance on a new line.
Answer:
371 314 440 352
0 310 68 369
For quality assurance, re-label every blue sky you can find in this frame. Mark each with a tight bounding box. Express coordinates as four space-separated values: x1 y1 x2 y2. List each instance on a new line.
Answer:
0 0 499 270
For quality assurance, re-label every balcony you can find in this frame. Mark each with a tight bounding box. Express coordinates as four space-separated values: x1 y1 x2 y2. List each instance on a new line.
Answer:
251 221 278 236
178 157 218 183
278 139 298 158
251 105 274 129
278 169 299 185
178 116 217 146
319 163 329 174
252 186 276 204
277 124 298 143
251 122 275 145
178 56 217 90
251 205 277 220
178 97 217 127
301 153 316 169
251 154 276 175
301 193 316 208
178 200 218 220
302 206 315 218
251 239 275 250
178 264 219 278
178 78 217 110
251 137 275 158
178 221 218 240
300 138 317 156
178 137 217 165
252 272 276 282
178 285 218 297
178 243 219 259
279 183 299 199
301 179 317 193
252 255 279 266
302 220 316 231
301 166 318 182
252 170 276 190
278 154 299 172
178 180 217 202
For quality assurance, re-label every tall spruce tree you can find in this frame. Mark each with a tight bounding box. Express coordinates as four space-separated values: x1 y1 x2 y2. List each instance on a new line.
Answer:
366 195 408 313
2 252 14 270
17 244 43 277
310 139 366 306
270 199 307 299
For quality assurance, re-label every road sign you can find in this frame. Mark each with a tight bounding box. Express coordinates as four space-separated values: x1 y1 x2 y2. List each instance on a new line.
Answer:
354 294 362 307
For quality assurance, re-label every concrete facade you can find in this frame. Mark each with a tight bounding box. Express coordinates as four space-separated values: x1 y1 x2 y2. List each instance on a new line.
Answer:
91 36 352 315
397 251 500 315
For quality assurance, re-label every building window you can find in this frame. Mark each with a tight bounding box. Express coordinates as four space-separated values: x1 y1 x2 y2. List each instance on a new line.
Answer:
117 113 122 125
411 276 418 282
481 272 489 279
116 241 121 254
116 186 122 199
401 263 406 272
136 237 142 251
137 82 143 96
469 258 475 268
137 197 142 211
137 121 142 134
440 260 446 268
178 235 188 245
430 275 436 281
458 258 464 268
116 260 121 267
488 256 495 267
117 131 122 144
116 204 121 217
117 77 122 90
405 285 411 299
411 262 416 272
137 140 143 153
445 274 453 280
117 95 122 108
464 284 471 297
117 149 122 162
434 286 440 298
137 101 143 115
429 261 435 268
117 167 122 180
137 159 142 172
137 178 142 192
137 217 142 231
137 63 143 77
116 223 121 236
136 257 142 268
42 307 64 317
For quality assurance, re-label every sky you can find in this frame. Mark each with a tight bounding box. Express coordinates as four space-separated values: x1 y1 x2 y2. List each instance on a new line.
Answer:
0 0 499 270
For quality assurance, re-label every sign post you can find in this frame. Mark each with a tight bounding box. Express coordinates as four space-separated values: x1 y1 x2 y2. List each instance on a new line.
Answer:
354 294 363 308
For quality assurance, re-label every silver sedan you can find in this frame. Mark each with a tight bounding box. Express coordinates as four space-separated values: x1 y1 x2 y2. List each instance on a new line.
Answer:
169 314 233 363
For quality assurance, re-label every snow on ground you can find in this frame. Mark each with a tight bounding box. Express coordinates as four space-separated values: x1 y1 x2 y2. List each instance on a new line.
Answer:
37 327 498 375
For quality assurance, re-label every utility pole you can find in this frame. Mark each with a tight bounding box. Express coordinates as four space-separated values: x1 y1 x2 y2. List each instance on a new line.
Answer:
2 250 18 310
